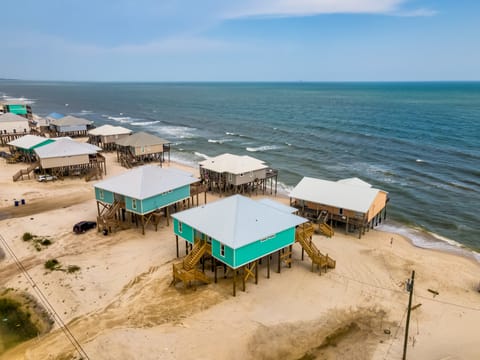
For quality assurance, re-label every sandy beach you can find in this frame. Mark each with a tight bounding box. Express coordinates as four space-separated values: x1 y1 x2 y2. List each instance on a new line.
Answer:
1 147 479 360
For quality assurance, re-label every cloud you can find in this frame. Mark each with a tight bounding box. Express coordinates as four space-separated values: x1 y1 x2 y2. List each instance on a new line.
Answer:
221 0 434 19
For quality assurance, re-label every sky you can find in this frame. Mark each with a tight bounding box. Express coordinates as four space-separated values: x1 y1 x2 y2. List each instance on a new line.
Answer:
0 0 479 81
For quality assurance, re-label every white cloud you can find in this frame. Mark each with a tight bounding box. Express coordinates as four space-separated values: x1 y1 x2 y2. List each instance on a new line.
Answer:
221 0 433 19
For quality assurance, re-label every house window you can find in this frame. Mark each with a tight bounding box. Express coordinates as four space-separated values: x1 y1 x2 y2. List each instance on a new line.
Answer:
178 222 183 233
99 189 104 200
132 199 137 209
220 244 225 257
240 173 244 177
339 208 344 215
228 174 233 182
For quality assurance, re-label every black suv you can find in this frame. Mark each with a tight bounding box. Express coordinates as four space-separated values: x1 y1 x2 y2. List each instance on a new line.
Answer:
73 221 97 234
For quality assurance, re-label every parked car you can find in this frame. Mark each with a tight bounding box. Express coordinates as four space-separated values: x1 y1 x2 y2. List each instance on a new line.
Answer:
73 221 97 234
37 175 57 182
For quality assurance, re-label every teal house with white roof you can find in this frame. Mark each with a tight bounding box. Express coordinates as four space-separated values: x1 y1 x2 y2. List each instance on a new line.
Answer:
94 165 200 234
171 195 307 294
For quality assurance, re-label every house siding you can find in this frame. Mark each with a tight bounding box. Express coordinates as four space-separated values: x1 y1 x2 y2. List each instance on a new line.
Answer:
141 185 190 214
125 196 143 214
94 188 114 204
40 154 89 169
133 143 164 156
173 218 195 243
211 239 235 268
0 120 29 134
233 227 295 269
56 125 88 133
231 168 267 186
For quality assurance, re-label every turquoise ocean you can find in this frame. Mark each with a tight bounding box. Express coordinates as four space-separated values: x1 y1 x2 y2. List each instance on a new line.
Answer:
1 81 479 260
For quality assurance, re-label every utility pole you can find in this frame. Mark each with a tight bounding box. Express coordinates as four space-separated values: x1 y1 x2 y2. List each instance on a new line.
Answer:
403 270 415 360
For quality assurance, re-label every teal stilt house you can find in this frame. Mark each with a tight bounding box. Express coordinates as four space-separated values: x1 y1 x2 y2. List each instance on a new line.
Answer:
94 165 200 234
171 195 308 295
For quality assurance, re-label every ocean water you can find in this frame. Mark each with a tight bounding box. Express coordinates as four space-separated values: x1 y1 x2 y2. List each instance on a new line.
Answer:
1 81 479 259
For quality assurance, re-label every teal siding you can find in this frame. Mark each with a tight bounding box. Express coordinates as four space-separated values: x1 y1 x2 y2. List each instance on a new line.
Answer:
139 184 190 214
212 239 235 267
173 218 195 243
7 105 27 115
125 197 142 213
95 188 114 204
233 227 296 268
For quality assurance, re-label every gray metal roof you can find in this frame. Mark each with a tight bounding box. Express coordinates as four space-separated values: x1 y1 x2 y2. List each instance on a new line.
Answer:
199 153 268 175
172 195 307 249
50 115 93 126
7 135 51 150
0 112 29 123
289 177 385 213
34 139 101 158
115 131 169 147
94 165 198 200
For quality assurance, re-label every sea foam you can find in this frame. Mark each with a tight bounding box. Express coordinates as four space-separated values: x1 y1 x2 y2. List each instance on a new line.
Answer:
246 145 282 152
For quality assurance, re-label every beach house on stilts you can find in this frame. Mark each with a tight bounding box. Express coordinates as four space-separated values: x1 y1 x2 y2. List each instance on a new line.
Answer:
49 115 94 137
34 139 105 179
199 153 278 195
171 195 335 296
87 124 132 151
7 134 55 163
0 113 31 145
115 131 171 168
290 177 389 239
94 165 203 235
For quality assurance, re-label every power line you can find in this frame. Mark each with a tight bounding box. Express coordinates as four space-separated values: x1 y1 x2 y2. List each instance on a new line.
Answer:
329 272 480 312
0 233 89 359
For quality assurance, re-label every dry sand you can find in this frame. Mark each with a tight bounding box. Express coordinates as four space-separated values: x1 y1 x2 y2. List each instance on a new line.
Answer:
0 147 479 360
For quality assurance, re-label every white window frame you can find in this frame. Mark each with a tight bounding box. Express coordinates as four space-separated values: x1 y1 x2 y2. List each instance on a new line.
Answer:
220 244 225 257
178 221 183 233
99 189 104 200
132 199 137 210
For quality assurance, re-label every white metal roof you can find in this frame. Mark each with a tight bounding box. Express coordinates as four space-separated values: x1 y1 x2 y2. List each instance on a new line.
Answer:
337 177 372 188
94 165 199 200
115 131 169 147
198 153 268 175
50 115 92 126
0 113 29 123
34 139 101 158
257 198 298 214
7 135 51 149
289 177 384 213
172 195 307 249
88 124 132 136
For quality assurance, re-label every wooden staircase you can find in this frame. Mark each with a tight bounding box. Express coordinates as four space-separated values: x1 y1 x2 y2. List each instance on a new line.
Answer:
172 240 211 288
319 223 335 237
296 223 336 273
316 211 335 237
12 161 39 182
97 201 124 233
